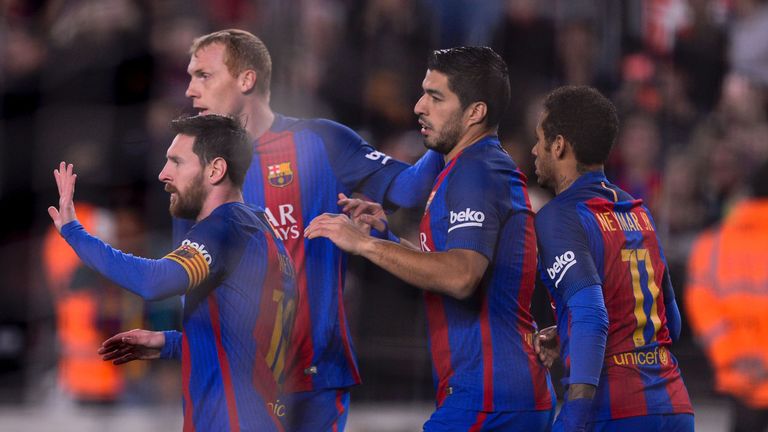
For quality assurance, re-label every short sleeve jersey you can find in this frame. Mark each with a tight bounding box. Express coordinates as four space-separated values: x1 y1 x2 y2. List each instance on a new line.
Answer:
167 202 297 432
173 114 442 392
535 171 693 421
418 136 554 412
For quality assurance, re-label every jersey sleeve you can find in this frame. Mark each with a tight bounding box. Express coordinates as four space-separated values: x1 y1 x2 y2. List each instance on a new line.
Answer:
61 221 190 301
377 150 445 209
308 119 409 199
442 158 502 260
166 210 232 292
535 204 601 302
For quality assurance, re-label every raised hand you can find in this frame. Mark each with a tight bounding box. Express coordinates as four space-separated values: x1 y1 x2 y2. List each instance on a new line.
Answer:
47 161 78 232
98 329 166 365
337 193 388 234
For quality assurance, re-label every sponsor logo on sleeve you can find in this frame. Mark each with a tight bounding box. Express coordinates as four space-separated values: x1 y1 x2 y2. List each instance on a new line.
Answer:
447 208 485 233
364 150 392 165
546 250 576 288
181 239 213 265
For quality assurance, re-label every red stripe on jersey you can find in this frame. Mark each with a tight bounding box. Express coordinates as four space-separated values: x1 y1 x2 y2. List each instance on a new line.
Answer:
337 258 361 384
662 358 694 413
425 292 452 406
252 238 284 430
517 208 553 409
468 411 488 432
258 131 314 392
420 157 458 406
585 198 636 355
182 332 195 432
331 389 345 432
589 199 649 418
478 289 494 411
208 297 241 432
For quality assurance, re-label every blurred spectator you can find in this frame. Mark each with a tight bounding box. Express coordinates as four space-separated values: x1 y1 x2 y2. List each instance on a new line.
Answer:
320 0 433 144
686 159 768 432
729 0 768 88
42 203 148 403
608 111 663 216
491 0 557 135
673 0 728 113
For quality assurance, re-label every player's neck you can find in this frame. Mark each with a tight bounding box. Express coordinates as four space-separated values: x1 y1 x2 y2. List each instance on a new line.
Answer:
241 97 275 140
444 127 494 162
196 187 244 222
554 163 603 195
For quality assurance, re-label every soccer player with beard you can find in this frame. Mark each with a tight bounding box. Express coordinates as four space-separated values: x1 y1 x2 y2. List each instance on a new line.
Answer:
305 46 555 431
531 86 693 432
51 115 298 431
99 29 443 432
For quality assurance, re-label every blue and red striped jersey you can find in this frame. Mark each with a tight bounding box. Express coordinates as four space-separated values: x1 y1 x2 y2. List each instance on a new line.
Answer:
418 136 555 412
535 171 693 421
174 114 442 392
62 202 297 432
173 203 297 432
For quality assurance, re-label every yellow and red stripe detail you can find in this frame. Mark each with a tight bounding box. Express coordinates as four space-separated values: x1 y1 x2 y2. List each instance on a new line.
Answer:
165 245 210 291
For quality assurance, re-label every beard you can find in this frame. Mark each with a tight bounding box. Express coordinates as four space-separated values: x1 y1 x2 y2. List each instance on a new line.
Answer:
422 111 464 155
534 156 555 191
167 173 206 220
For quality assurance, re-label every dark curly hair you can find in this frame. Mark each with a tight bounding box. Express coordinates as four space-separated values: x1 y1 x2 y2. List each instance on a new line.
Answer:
542 86 619 166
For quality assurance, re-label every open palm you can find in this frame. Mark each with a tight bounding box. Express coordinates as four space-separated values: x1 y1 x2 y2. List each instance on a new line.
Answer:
47 161 78 232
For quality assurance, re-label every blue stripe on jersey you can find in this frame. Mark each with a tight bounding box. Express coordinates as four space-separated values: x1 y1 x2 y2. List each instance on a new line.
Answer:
185 297 230 430
244 150 266 208
294 128 358 388
217 238 272 429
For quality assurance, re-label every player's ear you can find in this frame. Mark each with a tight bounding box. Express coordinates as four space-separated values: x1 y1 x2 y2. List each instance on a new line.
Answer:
208 157 228 185
465 102 487 128
239 69 257 93
552 135 567 159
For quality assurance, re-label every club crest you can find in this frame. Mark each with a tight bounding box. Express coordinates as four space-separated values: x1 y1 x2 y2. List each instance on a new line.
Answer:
267 162 294 187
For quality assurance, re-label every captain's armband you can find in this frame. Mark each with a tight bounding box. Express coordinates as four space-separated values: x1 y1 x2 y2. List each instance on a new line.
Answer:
164 244 211 291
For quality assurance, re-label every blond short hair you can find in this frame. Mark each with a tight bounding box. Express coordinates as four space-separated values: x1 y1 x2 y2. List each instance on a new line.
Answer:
190 29 271 95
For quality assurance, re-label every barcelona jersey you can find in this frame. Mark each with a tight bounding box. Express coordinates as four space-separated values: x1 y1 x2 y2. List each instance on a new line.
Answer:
535 171 693 421
168 203 297 431
418 136 554 412
62 202 297 431
174 114 441 392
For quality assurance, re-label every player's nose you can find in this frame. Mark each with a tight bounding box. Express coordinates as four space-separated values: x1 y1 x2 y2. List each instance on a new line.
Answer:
185 80 198 99
158 163 171 183
414 94 427 116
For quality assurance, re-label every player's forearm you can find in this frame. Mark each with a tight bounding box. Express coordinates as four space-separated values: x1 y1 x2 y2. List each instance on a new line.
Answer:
566 285 608 388
360 239 480 299
62 221 188 300
385 150 444 208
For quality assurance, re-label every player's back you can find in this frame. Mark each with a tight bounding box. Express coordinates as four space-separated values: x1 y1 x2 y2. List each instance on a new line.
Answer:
538 171 692 420
179 202 297 431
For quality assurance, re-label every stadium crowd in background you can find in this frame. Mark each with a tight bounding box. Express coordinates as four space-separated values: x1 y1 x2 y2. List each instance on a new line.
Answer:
2 0 768 426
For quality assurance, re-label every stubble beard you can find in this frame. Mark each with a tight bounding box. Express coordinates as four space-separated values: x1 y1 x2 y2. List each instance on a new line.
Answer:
169 173 206 220
423 113 464 155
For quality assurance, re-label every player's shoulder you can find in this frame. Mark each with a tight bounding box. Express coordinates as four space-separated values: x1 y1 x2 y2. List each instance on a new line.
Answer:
453 141 518 181
200 203 257 233
537 193 579 221
300 117 361 140
535 194 584 235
